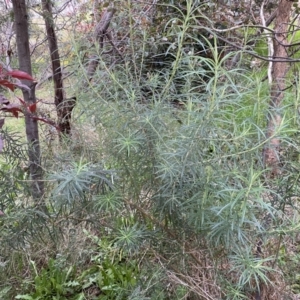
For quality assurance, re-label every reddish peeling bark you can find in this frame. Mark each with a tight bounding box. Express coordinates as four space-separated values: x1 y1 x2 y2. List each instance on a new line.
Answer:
263 0 292 178
42 0 75 137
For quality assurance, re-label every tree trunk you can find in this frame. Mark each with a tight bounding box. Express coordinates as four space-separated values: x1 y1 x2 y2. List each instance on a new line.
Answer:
263 0 292 178
85 8 116 85
12 0 44 203
41 0 75 137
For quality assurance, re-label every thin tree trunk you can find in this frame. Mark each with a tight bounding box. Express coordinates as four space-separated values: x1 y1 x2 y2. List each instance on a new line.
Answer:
263 0 292 178
85 8 116 85
12 0 44 203
41 0 75 137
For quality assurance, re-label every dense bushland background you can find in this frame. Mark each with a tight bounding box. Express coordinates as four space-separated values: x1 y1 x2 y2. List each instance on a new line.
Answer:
1 0 300 299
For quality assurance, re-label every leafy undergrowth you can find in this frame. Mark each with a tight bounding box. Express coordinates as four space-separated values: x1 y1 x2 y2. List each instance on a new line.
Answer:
13 234 139 300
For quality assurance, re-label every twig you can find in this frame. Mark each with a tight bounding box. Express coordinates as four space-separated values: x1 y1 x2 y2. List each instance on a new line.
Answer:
260 0 273 85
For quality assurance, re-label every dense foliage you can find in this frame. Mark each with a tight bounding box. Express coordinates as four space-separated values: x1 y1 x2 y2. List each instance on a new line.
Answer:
1 1 300 299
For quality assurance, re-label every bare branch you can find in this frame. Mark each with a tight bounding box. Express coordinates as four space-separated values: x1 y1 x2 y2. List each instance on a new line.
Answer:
260 0 273 84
